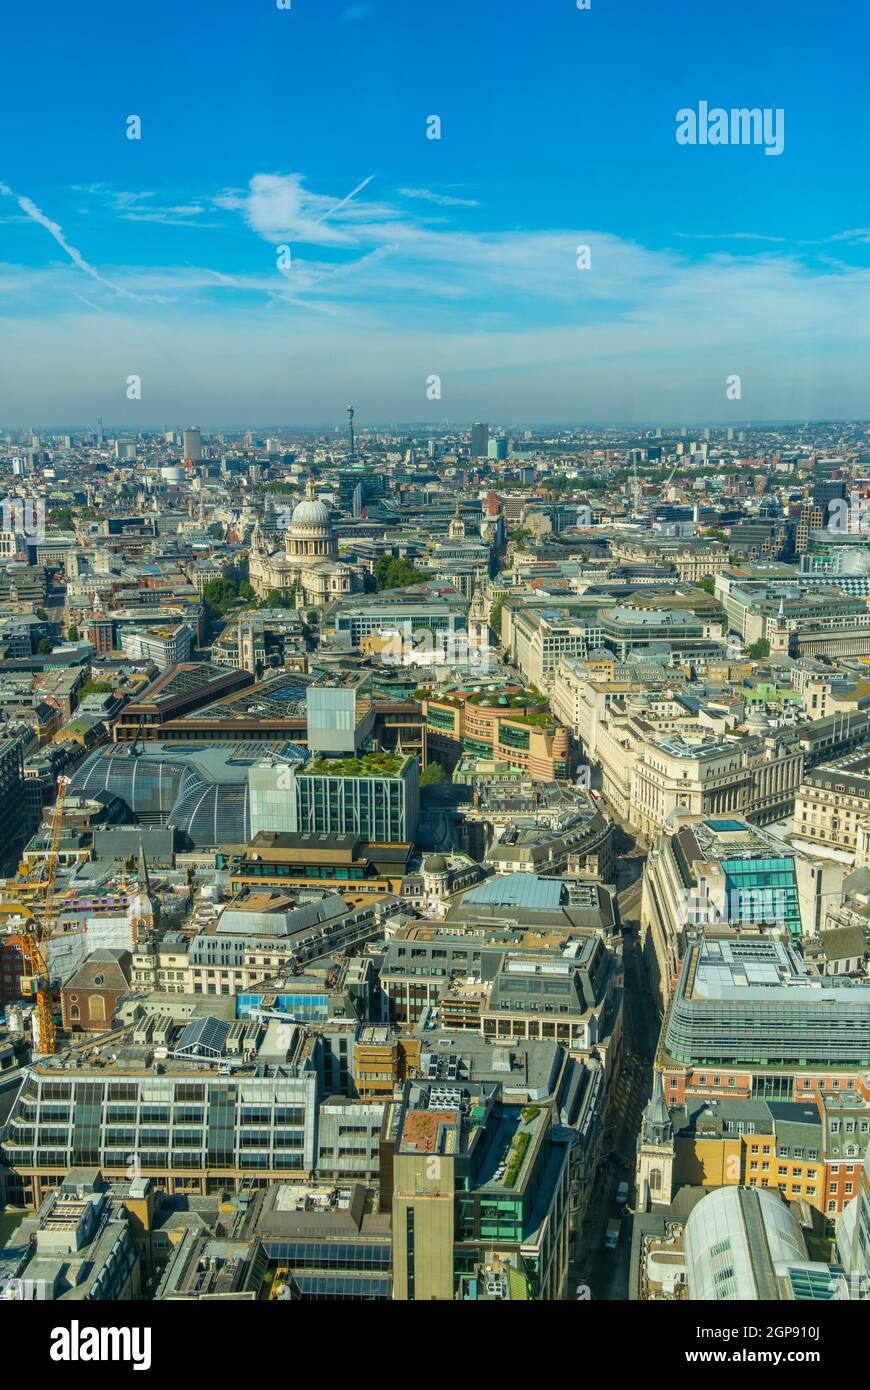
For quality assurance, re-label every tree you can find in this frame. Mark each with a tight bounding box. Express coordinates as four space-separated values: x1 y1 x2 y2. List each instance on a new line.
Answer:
67 625 79 642
201 577 238 614
373 555 426 591
37 636 53 655
264 588 291 609
489 600 505 644
696 576 715 595
420 762 447 787
238 580 255 601
747 638 770 659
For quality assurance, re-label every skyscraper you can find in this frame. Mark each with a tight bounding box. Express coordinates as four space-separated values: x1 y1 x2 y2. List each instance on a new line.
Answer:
182 427 203 463
470 423 489 458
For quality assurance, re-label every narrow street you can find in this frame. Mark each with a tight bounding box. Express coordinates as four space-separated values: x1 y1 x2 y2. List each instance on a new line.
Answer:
568 833 661 1299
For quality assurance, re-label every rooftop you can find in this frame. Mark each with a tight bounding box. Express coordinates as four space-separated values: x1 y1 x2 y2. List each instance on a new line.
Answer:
460 874 568 912
304 751 408 778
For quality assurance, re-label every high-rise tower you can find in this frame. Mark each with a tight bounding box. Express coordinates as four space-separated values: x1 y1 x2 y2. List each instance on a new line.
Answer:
347 405 355 461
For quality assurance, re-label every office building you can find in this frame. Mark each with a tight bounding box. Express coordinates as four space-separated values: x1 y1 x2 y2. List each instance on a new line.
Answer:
120 622 194 670
660 935 870 1108
470 423 489 458
0 737 26 873
390 1079 572 1300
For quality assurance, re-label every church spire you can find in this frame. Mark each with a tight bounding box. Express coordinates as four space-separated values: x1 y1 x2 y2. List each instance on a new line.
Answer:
137 839 151 894
642 1068 673 1146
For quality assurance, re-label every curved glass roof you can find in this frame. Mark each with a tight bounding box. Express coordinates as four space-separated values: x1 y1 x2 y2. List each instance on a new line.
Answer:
69 745 253 847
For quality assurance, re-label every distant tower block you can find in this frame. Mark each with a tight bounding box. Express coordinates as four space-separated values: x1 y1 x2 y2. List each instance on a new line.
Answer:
347 405 356 460
183 426 203 465
470 422 489 458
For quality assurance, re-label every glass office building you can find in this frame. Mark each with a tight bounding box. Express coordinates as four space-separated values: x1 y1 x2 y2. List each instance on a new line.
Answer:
665 937 870 1068
721 855 803 937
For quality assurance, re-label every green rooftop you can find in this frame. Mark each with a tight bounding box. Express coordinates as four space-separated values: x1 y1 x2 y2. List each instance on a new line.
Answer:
304 751 408 779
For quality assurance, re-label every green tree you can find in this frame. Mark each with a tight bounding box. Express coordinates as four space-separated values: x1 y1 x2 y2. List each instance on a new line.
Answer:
696 576 715 595
67 625 79 642
37 636 54 655
420 762 447 787
373 555 427 591
489 599 505 644
238 580 255 601
264 588 291 609
202 577 238 614
747 638 770 659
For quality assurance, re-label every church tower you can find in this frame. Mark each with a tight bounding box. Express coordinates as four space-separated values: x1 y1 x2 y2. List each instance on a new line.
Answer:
448 497 466 540
468 582 488 653
635 1069 675 1209
128 841 160 945
769 595 792 655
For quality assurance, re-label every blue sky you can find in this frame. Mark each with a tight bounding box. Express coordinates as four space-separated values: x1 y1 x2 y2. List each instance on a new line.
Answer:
2 0 869 426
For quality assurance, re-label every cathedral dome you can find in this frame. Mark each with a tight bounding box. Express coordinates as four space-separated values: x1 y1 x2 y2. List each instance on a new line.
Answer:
291 497 331 529
291 476 331 531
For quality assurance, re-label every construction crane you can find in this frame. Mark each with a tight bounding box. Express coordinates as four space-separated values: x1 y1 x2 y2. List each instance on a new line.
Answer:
19 774 70 1056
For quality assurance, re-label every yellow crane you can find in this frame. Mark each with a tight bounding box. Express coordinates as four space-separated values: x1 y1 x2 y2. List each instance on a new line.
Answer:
19 774 70 1055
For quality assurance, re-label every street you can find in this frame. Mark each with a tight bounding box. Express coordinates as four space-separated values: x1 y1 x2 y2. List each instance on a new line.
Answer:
568 833 660 1300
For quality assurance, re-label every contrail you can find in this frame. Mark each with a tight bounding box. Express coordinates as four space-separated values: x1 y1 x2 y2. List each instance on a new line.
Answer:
0 181 145 300
316 172 376 224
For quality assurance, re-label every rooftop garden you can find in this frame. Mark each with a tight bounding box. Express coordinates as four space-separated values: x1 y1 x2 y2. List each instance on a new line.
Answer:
503 1130 531 1188
466 690 536 709
507 711 552 729
429 688 545 714
305 751 405 778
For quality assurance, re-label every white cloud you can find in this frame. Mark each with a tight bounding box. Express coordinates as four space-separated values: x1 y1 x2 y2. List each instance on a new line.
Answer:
221 172 395 248
4 172 870 422
399 187 481 208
